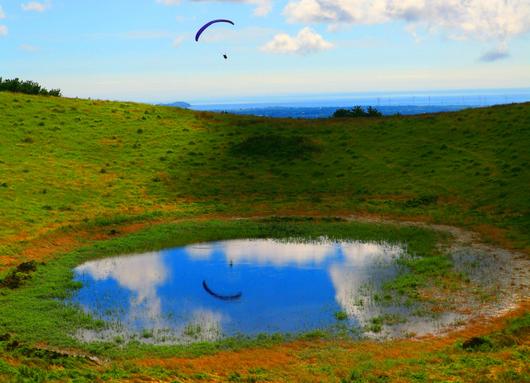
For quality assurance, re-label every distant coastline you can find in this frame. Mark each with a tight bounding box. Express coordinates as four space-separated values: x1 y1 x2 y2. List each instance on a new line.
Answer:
188 105 469 118
168 88 530 118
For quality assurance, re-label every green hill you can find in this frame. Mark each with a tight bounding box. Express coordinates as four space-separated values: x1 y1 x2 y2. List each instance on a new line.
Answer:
1 91 529 382
0 92 529 255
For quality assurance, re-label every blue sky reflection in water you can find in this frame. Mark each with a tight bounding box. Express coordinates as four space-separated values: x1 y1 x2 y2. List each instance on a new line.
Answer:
72 239 421 343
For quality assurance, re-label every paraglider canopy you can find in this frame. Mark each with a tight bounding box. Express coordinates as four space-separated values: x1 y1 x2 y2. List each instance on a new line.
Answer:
195 19 235 42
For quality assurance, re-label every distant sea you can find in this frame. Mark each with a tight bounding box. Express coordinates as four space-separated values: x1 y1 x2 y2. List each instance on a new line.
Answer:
186 89 530 118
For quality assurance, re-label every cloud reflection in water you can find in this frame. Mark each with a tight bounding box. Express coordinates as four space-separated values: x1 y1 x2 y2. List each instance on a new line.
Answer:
72 239 440 343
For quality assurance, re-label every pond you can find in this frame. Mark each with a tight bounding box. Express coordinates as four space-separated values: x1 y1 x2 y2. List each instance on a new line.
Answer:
71 238 462 344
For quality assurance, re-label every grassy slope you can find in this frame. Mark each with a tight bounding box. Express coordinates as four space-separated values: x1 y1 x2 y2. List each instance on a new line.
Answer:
1 92 529 257
0 92 529 381
0 219 527 382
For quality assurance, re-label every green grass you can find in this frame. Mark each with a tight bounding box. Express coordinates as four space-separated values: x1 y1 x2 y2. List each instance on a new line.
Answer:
343 313 530 383
1 92 529 382
0 218 452 381
0 218 442 354
0 93 529 253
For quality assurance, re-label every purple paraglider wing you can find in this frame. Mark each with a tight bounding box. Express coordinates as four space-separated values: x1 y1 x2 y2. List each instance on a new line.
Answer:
195 19 235 42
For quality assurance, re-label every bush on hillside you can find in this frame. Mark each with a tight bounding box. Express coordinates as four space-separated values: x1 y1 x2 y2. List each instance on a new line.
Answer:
0 77 61 97
332 105 382 118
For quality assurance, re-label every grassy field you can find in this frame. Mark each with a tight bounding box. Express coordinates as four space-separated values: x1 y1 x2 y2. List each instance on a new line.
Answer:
0 92 529 382
1 93 529 254
0 220 442 362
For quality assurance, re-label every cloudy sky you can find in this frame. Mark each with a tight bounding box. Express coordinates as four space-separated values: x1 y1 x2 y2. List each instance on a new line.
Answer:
1 0 529 102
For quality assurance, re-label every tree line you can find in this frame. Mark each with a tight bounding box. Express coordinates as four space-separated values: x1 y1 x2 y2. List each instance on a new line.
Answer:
332 106 382 118
0 78 61 97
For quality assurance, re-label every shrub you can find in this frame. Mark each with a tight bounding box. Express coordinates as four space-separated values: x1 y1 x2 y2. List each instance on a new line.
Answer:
0 77 61 97
332 106 382 118
0 261 38 289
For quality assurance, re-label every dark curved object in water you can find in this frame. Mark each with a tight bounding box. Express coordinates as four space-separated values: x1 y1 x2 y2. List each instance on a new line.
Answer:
202 280 242 301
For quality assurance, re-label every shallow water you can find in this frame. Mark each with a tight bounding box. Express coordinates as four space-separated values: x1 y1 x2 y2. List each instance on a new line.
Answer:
71 238 465 343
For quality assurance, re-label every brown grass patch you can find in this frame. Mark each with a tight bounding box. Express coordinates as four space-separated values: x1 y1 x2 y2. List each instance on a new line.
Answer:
133 301 529 380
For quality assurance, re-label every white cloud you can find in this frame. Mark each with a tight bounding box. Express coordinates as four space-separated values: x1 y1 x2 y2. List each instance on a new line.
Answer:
283 0 530 51
19 44 39 52
76 252 168 325
190 0 272 16
185 239 401 267
75 252 225 341
247 0 272 16
186 243 216 259
21 1 51 12
185 239 403 327
212 0 272 16
158 0 271 16
172 35 185 47
262 27 333 55
0 6 8 37
341 242 402 264
187 239 336 266
156 0 180 4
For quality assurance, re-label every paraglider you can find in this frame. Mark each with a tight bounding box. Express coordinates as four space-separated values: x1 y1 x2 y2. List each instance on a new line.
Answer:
195 19 235 42
202 280 242 301
195 19 235 60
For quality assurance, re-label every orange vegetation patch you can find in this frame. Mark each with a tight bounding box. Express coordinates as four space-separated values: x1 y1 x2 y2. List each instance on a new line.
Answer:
474 223 528 254
422 299 530 349
0 211 268 272
348 210 434 225
1 208 525 273
1 355 22 368
134 301 529 380
99 138 123 146
16 234 78 265
2 207 527 275
89 222 148 241
0 221 154 272
138 341 302 375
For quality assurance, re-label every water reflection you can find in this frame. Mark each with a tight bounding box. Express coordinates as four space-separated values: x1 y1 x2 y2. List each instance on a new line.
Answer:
76 252 168 326
71 239 457 344
187 239 340 266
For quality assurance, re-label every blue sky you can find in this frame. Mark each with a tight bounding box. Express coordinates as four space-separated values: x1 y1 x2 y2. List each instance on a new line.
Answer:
1 0 529 103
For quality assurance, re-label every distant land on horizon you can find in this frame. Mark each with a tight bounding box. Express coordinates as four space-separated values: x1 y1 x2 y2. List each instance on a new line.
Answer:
163 101 191 108
161 88 530 119
192 105 472 118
